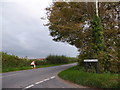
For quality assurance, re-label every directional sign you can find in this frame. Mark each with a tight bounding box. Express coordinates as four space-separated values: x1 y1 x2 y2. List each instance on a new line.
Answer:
84 59 99 73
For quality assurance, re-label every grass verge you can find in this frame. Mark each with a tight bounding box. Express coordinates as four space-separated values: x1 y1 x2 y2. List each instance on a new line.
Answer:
2 63 75 73
58 66 119 88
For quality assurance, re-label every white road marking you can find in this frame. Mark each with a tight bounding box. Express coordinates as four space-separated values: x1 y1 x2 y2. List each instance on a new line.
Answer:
35 81 44 84
24 84 34 89
50 76 55 79
43 78 50 81
24 76 56 89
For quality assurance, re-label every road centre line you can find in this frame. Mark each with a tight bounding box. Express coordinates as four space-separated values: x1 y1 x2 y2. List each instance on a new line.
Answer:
35 81 44 84
24 76 55 89
50 76 55 79
24 84 34 89
35 76 55 85
43 78 50 81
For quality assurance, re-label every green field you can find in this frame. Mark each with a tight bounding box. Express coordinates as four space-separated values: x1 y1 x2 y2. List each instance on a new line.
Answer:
58 66 119 88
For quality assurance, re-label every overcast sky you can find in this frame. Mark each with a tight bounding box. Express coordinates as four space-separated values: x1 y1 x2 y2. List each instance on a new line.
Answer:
1 0 78 59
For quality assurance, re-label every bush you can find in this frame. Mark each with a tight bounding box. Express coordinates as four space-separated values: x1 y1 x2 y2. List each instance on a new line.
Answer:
78 51 119 73
32 59 48 65
46 55 69 64
109 60 120 73
67 57 78 63
2 52 30 68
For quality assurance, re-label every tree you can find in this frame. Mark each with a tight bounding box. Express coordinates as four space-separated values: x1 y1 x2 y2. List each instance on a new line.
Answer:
91 15 105 54
46 2 120 73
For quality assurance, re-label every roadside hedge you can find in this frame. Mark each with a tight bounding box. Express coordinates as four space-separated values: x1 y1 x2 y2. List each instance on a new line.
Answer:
46 55 69 64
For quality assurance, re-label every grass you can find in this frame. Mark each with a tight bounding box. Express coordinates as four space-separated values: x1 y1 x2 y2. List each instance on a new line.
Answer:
2 63 75 73
58 66 119 88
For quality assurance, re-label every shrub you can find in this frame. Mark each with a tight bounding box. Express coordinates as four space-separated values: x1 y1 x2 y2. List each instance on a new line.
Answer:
46 55 69 64
67 57 78 63
32 59 48 65
78 51 119 73
2 52 34 69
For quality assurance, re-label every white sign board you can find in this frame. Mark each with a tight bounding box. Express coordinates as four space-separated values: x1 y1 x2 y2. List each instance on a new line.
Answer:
84 59 98 62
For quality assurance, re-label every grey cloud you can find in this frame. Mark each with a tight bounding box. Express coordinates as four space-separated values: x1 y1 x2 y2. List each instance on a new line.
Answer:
2 1 78 59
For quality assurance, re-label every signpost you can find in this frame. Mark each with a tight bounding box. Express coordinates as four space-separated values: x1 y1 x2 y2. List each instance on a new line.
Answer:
84 59 99 73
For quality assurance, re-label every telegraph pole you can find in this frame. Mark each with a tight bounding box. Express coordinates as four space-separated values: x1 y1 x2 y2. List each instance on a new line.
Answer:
96 0 99 17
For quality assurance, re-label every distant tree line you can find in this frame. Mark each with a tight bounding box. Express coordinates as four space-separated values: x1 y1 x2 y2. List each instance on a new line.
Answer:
1 52 77 71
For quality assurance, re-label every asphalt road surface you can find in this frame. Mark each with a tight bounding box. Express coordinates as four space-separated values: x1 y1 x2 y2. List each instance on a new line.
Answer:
2 63 88 89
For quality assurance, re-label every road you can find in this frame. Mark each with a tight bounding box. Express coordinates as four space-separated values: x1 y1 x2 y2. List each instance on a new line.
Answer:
2 63 88 89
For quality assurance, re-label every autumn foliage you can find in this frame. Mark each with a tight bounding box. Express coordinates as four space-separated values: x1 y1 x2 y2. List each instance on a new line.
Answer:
46 2 119 73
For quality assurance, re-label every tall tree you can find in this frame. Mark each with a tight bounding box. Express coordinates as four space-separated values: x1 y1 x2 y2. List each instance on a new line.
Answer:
46 2 119 51
46 2 120 72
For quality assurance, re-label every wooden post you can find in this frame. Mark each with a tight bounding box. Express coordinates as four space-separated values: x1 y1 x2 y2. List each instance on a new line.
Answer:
96 62 99 73
85 62 88 72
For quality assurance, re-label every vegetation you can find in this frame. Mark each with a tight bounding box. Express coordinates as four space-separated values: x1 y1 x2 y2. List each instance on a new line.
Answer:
58 66 119 88
1 52 77 72
46 2 119 73
91 15 105 53
2 52 31 68
46 55 69 64
0 52 2 72
67 57 78 63
46 55 77 64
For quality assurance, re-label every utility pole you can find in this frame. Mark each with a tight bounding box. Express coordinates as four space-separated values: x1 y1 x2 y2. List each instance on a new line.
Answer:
96 0 99 17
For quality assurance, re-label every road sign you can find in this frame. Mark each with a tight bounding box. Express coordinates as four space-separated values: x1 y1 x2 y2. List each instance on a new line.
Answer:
84 59 99 73
84 59 98 62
